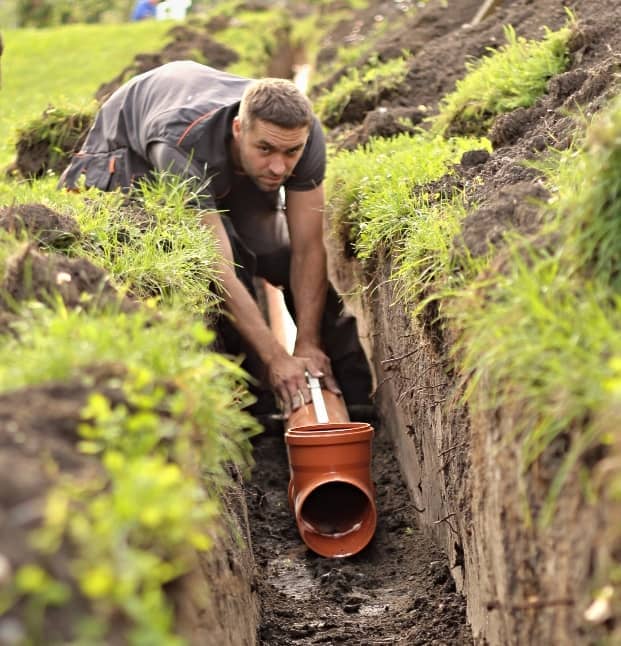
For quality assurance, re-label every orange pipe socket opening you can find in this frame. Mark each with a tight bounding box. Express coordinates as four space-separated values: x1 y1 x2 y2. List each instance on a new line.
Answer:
285 389 377 559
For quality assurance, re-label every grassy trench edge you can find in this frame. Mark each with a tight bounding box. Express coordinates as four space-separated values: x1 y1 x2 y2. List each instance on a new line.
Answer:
0 179 260 643
0 3 292 640
323 16 621 546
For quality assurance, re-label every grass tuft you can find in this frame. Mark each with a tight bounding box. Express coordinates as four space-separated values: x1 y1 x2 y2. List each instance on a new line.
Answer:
325 132 491 260
432 21 573 136
553 93 621 289
12 105 94 177
68 174 222 313
314 54 410 127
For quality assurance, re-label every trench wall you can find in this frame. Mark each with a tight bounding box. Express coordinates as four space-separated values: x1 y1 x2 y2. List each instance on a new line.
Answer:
329 250 608 645
174 469 260 645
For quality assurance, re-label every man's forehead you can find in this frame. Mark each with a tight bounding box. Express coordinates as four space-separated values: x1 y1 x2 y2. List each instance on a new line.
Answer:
250 119 309 148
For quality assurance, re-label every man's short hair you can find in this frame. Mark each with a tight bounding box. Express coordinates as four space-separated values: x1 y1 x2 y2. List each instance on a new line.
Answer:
238 78 314 131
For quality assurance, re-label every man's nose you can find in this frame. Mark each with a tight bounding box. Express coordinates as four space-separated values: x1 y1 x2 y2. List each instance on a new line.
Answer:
268 155 286 175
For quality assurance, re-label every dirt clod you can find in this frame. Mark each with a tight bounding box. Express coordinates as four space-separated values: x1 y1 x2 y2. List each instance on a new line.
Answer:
0 203 80 249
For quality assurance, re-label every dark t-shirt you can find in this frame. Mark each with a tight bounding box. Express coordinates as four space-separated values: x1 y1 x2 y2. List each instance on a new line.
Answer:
60 61 326 217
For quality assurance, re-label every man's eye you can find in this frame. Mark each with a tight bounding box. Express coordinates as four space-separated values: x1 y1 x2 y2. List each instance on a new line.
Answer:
259 145 271 153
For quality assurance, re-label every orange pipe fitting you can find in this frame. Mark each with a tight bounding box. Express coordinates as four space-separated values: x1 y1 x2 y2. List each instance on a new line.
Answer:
287 388 349 428
285 406 377 558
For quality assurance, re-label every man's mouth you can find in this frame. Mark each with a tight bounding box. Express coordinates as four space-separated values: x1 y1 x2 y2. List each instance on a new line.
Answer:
262 177 284 187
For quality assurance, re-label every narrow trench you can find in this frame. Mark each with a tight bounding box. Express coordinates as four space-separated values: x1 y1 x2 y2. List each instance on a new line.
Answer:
245 47 473 645
247 424 473 645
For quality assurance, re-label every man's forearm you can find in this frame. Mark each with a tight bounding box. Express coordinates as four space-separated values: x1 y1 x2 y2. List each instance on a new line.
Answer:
220 267 289 366
285 185 329 351
290 244 328 348
219 257 326 410
202 211 287 366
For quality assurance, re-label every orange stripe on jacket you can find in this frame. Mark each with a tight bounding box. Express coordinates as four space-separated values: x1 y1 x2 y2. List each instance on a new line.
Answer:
177 109 217 147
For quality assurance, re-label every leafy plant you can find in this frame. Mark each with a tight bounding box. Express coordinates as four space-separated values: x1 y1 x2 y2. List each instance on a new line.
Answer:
30 451 212 644
7 565 71 642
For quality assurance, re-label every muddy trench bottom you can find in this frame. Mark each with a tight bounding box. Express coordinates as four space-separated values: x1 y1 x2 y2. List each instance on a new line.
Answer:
246 423 472 645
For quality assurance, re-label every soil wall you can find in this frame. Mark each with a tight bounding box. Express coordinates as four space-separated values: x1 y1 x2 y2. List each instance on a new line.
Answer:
328 251 608 645
0 377 259 645
175 470 260 646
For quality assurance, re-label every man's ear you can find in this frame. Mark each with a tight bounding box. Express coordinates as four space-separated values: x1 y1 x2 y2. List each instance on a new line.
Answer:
232 116 242 141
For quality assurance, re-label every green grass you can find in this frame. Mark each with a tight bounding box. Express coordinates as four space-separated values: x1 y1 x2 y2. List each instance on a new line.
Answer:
325 131 491 259
452 251 621 524
13 105 95 176
0 304 255 455
314 54 410 126
0 174 223 313
0 21 173 166
393 195 489 309
0 304 257 643
554 96 621 289
449 95 621 524
72 174 222 312
431 21 573 136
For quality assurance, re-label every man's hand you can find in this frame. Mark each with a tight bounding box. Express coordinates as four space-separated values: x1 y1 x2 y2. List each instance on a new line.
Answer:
266 350 316 417
267 342 341 417
293 340 341 394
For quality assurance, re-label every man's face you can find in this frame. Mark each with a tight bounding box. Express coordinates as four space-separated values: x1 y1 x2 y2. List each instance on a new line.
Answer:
232 117 309 192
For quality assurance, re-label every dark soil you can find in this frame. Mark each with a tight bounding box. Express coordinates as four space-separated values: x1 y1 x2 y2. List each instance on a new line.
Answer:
0 204 136 313
0 370 128 645
0 203 80 249
247 423 472 645
1 245 135 312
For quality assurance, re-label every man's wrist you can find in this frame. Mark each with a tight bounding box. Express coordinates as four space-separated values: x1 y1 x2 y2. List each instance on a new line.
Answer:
261 338 290 367
294 334 321 351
